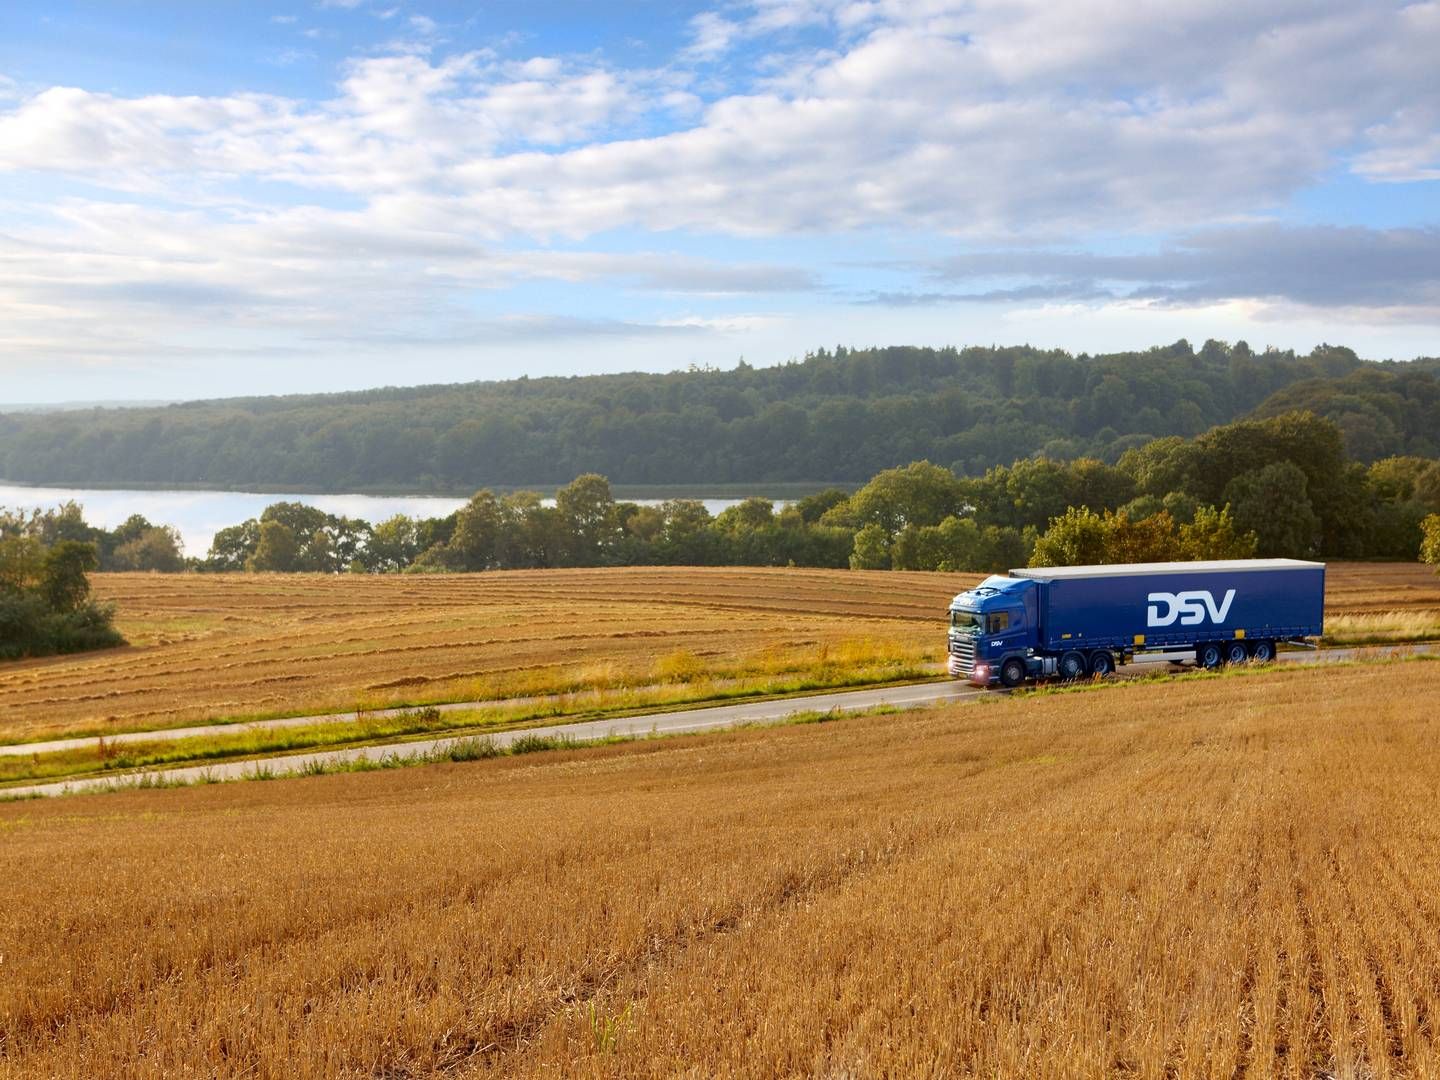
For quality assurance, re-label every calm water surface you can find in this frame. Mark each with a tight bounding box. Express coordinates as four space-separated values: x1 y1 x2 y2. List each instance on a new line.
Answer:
0 484 746 558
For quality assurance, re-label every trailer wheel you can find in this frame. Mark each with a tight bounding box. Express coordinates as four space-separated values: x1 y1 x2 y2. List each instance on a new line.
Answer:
1000 658 1026 688
1198 642 1224 669
1059 650 1087 681
1089 651 1115 677
1250 640 1276 663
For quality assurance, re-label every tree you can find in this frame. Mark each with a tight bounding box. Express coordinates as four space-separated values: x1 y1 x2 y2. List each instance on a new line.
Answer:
206 520 260 571
110 526 185 572
366 515 423 572
1422 514 1440 572
247 521 302 572
555 473 619 565
714 497 775 533
1029 508 1111 567
41 540 98 612
825 461 965 535
1178 505 1258 560
0 536 45 596
447 491 504 571
1105 511 1180 563
849 524 891 570
1222 462 1321 557
0 535 121 660
793 488 849 523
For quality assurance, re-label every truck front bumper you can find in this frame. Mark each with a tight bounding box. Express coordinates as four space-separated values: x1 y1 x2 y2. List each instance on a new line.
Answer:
947 653 994 685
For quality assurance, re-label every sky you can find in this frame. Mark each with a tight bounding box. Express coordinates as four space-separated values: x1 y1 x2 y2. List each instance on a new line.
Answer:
0 0 1437 403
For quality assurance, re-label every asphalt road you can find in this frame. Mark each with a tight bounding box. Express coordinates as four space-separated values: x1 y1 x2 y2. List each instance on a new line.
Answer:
4 642 1431 800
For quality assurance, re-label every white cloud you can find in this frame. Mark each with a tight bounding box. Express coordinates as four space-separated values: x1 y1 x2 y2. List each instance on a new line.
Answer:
0 0 1436 390
2 2 1432 239
682 13 741 60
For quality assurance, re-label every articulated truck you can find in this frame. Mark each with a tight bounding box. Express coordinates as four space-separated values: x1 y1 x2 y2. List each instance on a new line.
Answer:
947 558 1325 687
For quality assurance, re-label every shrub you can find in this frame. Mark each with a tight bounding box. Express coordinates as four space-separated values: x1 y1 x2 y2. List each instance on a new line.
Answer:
1422 514 1440 572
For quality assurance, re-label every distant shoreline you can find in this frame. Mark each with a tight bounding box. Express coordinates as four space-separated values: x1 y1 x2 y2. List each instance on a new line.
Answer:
0 478 851 501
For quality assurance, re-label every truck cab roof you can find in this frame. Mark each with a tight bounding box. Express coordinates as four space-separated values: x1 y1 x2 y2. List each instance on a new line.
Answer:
1010 558 1324 580
949 575 1032 611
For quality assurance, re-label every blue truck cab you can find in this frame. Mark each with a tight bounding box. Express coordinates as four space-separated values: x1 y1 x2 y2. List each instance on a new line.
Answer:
948 558 1326 688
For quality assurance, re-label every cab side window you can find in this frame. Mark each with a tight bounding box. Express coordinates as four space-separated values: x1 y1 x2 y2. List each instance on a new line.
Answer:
988 611 1010 634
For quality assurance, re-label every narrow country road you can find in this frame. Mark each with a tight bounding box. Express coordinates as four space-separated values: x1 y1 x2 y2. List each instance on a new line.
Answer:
3 642 1431 800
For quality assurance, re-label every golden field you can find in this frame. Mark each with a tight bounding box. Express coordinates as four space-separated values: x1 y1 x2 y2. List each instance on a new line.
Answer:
0 567 961 744
3 657 1440 1077
1 562 1436 747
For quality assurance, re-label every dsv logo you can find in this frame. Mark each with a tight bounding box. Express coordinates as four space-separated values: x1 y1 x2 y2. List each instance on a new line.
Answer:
1147 589 1236 627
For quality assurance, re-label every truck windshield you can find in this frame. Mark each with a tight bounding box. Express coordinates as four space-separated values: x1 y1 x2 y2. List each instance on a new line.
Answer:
950 610 982 633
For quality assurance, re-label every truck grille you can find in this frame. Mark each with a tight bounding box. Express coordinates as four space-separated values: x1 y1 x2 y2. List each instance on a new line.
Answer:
948 635 974 677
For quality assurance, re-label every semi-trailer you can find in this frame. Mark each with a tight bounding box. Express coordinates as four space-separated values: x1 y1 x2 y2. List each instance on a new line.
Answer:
947 558 1325 687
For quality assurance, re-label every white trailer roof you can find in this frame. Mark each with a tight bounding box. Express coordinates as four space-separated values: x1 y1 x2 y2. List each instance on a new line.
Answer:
1010 558 1324 580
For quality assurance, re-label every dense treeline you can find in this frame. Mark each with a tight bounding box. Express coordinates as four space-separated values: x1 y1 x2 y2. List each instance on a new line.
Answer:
9 411 1436 585
3 342 1437 491
0 510 125 660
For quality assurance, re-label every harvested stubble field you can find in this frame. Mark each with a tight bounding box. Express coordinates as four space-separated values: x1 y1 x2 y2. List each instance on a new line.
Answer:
0 563 1436 750
0 567 964 745
4 657 1440 1077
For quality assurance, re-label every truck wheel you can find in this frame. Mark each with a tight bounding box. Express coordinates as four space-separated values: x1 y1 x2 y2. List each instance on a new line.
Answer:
1000 658 1026 688
1059 650 1087 681
1089 651 1115 677
1250 640 1276 663
1198 643 1223 669
1225 641 1249 665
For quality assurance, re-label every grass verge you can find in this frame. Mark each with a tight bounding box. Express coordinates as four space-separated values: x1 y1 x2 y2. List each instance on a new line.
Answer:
0 658 941 786
1 704 901 802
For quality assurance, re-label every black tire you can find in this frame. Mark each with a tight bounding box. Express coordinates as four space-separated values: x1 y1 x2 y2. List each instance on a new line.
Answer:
1198 642 1223 669
1250 640 1276 663
1089 651 1115 677
1059 650 1087 681
1225 641 1249 665
1000 658 1026 688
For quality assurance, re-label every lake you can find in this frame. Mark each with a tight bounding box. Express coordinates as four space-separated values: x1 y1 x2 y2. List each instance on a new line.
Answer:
0 484 749 558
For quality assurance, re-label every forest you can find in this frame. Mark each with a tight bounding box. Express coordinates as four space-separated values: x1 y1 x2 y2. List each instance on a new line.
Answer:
8 412 1439 593
1 341 1438 491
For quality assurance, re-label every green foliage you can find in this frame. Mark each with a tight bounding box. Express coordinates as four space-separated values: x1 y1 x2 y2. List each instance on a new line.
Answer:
890 516 1026 573
0 534 122 661
3 341 1423 492
848 523 891 570
8 401 1435 583
107 516 185 572
965 457 1135 532
1250 366 1440 460
824 461 966 534
40 540 99 612
248 519 303 572
1422 515 1440 572
1029 505 1259 567
1177 505 1258 560
1029 508 1113 567
1222 461 1321 558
